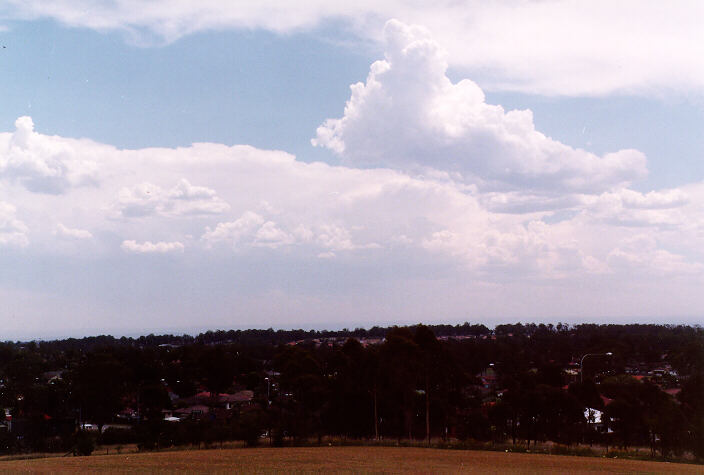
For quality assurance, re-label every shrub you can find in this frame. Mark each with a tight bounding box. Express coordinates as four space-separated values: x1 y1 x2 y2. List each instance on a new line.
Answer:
101 427 136 445
73 431 95 456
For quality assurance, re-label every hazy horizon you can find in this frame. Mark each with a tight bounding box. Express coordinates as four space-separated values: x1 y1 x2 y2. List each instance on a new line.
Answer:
8 317 703 344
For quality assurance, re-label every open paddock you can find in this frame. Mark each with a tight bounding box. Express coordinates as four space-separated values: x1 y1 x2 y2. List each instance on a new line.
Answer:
0 446 700 473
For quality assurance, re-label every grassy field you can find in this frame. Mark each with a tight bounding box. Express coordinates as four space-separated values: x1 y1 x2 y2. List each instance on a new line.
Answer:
0 446 699 473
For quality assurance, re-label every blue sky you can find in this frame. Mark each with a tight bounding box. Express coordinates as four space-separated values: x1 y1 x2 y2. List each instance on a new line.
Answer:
1 2 704 339
0 20 373 157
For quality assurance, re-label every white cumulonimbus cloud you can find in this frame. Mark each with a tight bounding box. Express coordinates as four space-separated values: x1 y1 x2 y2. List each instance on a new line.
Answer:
4 1 704 96
313 20 646 193
0 19 700 283
2 19 704 333
2 111 704 327
1 112 698 281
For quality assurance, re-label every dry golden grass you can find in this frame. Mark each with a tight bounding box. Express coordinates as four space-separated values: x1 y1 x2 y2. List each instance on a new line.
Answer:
0 446 699 473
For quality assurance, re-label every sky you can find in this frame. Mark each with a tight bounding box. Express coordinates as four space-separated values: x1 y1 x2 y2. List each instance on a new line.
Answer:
1 1 704 339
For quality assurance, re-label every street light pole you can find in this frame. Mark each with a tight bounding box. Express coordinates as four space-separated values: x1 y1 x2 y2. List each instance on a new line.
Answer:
264 376 272 446
265 377 270 405
580 352 613 383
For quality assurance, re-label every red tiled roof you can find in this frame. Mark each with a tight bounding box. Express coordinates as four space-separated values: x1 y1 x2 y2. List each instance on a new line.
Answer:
221 390 254 403
175 404 210 414
178 390 254 406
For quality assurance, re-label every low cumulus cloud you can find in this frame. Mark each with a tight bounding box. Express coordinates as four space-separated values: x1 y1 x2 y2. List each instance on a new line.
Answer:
583 189 690 228
54 223 93 240
121 240 185 254
0 201 28 247
115 179 230 218
202 210 379 253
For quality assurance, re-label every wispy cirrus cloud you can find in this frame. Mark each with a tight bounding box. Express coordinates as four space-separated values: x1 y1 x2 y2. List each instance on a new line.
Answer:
4 1 704 96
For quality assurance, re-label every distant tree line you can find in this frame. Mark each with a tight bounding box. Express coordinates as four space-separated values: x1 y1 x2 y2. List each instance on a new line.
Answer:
0 323 700 460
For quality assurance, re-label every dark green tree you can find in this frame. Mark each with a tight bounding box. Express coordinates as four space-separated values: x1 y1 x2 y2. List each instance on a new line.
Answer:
69 352 130 439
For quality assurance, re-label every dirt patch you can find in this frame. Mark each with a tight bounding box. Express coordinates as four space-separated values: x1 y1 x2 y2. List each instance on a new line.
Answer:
0 446 699 473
